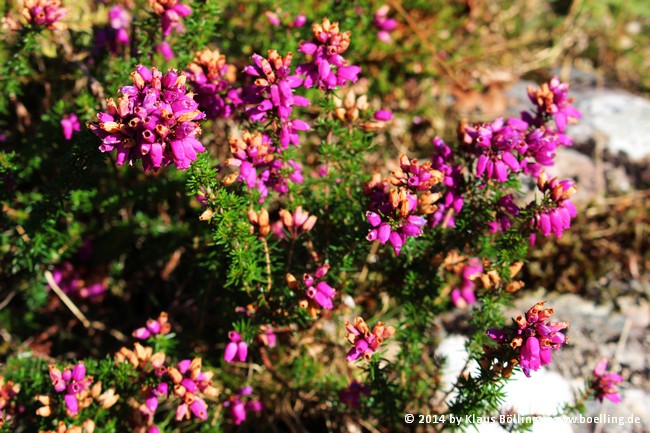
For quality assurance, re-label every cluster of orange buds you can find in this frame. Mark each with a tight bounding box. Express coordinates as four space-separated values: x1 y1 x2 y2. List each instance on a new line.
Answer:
278 206 317 238
227 132 275 168
344 317 395 362
390 154 444 192
475 260 525 293
0 376 20 428
21 0 68 30
186 49 237 85
254 50 294 87
115 343 166 376
537 171 578 201
311 18 351 54
333 90 369 123
247 207 271 237
35 375 117 418
167 357 219 421
132 312 171 340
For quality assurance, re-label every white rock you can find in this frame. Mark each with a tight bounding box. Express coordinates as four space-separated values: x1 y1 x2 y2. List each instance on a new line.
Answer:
571 90 650 161
437 336 575 433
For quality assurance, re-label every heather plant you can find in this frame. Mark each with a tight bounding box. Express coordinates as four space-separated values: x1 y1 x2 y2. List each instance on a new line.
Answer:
0 1 631 432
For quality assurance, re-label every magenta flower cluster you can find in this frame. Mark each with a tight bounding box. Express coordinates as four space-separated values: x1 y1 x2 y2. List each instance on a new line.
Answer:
487 301 568 377
149 0 191 37
302 264 337 311
224 386 263 425
450 257 483 308
286 264 337 317
132 312 171 340
462 77 582 183
94 5 130 56
168 358 215 421
345 316 395 362
21 0 67 30
223 331 248 363
88 65 206 171
60 113 80 141
373 5 398 43
592 359 622 403
242 50 310 147
226 131 303 202
429 137 465 228
49 261 107 300
297 18 361 90
525 76 582 133
185 49 242 120
48 241 107 301
529 172 578 242
48 362 92 416
339 380 370 408
362 77 581 255
364 155 442 255
464 117 527 183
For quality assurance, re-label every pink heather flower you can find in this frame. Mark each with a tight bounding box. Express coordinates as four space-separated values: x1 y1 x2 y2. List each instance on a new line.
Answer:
186 49 241 120
226 132 303 201
463 117 527 183
224 331 248 363
48 256 108 302
373 109 393 121
488 194 520 234
487 301 568 377
149 0 191 36
156 41 174 61
167 358 217 421
21 0 68 30
242 50 308 123
265 11 281 26
345 316 395 362
224 386 263 425
98 5 130 54
258 325 276 348
60 113 80 140
277 206 317 238
0 377 20 427
373 5 398 43
365 170 434 255
287 265 337 317
450 257 483 308
297 18 361 90
132 312 171 340
88 65 206 172
292 14 307 28
48 361 93 416
429 137 465 228
339 380 370 408
592 359 622 403
529 172 577 238
526 77 582 132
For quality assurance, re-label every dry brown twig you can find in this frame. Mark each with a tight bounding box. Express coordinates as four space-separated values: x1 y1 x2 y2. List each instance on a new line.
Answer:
44 270 127 342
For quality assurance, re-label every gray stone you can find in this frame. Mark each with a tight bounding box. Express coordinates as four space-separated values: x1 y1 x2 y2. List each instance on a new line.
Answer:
571 89 650 161
546 147 601 202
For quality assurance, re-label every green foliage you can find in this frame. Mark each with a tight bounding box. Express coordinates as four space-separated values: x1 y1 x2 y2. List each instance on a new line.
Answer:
0 1 612 432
